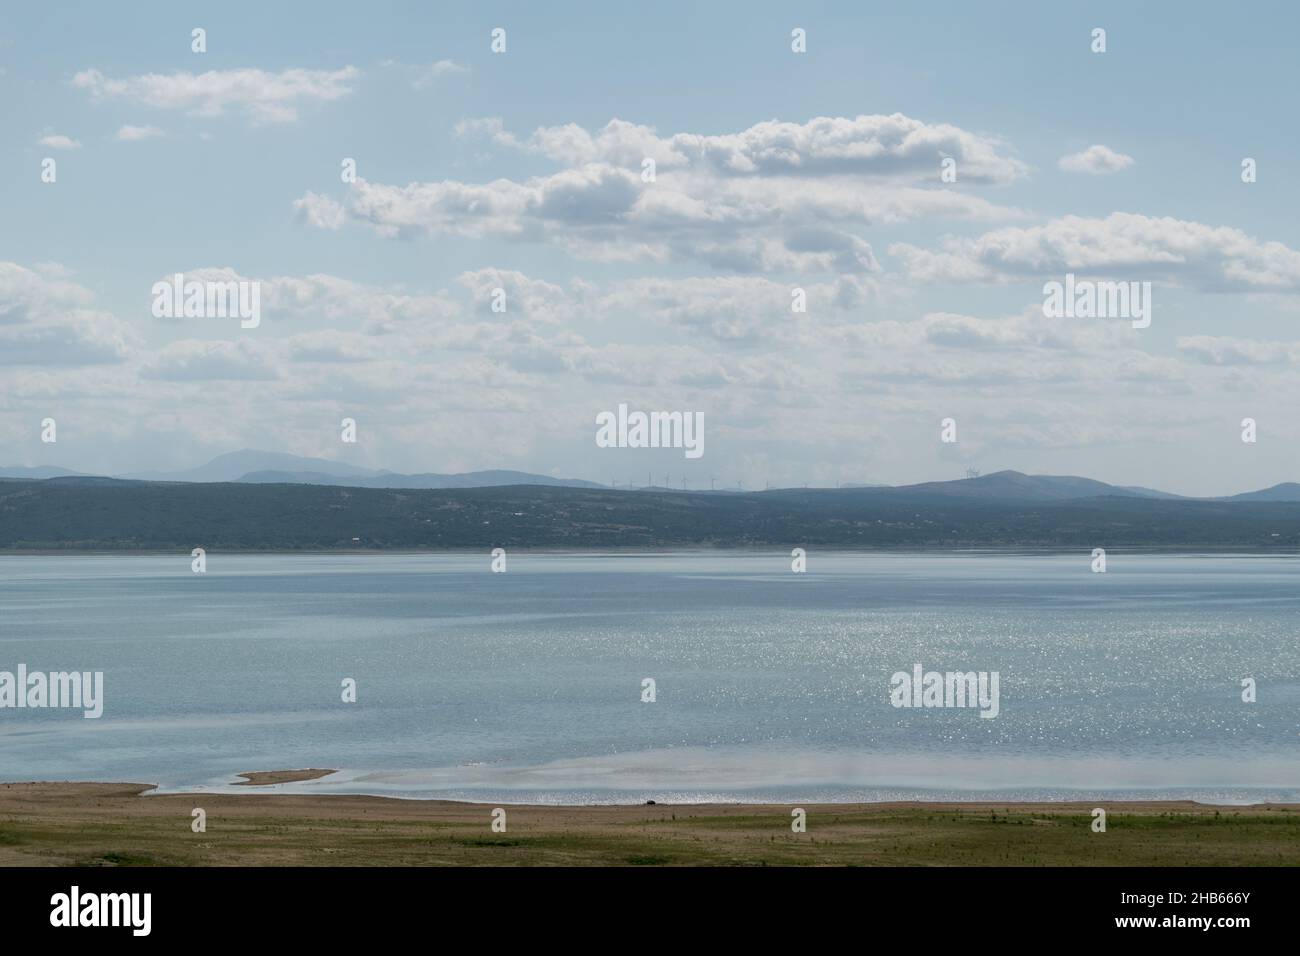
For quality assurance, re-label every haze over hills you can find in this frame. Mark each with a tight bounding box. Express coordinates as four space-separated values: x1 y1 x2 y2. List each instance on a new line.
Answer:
237 469 604 490
118 450 382 483
1 450 601 490
1 453 1299 501
0 465 87 480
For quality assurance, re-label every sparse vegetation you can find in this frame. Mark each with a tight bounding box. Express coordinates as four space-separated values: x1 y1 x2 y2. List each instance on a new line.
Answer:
1 785 1296 867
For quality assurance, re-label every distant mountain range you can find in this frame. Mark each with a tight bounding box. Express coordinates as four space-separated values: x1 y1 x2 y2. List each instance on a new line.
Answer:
861 471 1172 501
0 465 87 480
236 469 607 490
0 452 1297 502
120 450 377 483
0 450 602 490
769 470 1300 502
1229 482 1300 502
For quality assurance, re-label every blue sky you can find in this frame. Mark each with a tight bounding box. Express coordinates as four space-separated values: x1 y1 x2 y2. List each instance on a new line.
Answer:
2 1 1298 494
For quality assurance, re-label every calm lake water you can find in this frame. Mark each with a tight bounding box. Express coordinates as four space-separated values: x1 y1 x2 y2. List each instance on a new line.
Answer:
1 552 1297 804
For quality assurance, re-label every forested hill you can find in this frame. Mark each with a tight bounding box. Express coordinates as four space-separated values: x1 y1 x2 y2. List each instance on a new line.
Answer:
1 478 1298 551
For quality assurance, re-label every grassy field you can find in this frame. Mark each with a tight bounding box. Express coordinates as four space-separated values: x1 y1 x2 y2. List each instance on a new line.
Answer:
1 783 1297 866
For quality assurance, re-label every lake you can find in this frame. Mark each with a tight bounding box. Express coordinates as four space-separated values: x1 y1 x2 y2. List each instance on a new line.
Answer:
1 552 1296 804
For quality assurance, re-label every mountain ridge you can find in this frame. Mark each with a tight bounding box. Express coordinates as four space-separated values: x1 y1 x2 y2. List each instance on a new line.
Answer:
237 469 603 490
2 456 1299 501
1 450 599 491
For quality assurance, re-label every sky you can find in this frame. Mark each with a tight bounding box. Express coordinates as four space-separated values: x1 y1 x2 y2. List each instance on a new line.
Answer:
1 0 1298 495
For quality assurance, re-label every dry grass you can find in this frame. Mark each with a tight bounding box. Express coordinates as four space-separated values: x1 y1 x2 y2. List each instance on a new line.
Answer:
1 783 1296 867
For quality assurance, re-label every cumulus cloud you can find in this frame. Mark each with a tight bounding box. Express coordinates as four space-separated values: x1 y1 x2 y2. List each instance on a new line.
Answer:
0 262 135 365
462 114 1028 183
292 192 348 230
298 114 1027 275
454 269 588 324
1057 145 1134 175
890 213 1300 291
73 66 360 124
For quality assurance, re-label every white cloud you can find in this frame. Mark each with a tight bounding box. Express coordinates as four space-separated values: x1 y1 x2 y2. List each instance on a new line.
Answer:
299 114 1026 275
890 213 1300 291
454 269 586 324
37 133 81 150
1057 144 1134 175
116 124 164 141
464 115 1029 184
0 262 135 365
73 66 361 125
292 192 348 230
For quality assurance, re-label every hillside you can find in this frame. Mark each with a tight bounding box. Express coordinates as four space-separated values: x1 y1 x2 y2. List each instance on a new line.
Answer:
1229 482 1300 502
1 479 1297 551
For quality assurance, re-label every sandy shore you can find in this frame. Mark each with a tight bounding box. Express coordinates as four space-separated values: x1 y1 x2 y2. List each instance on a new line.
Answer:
1 779 1298 866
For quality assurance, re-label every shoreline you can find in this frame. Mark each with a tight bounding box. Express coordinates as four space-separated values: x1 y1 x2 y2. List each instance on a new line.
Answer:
3 781 1297 866
10 779 1300 810
141 775 1300 809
